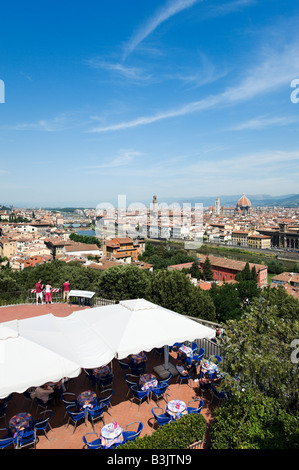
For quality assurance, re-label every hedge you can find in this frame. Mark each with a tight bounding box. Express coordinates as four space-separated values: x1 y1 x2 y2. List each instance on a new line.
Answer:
119 413 207 449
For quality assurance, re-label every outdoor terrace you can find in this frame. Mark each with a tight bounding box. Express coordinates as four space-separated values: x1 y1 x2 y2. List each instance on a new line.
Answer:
0 303 218 450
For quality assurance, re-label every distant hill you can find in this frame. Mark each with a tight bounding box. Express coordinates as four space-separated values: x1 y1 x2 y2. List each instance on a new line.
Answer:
165 194 299 208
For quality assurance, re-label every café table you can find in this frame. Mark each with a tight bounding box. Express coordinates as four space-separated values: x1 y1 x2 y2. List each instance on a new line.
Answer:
130 351 148 365
139 374 158 393
93 365 110 379
200 360 218 379
9 412 34 440
100 422 124 449
178 345 193 363
77 390 97 424
166 399 188 420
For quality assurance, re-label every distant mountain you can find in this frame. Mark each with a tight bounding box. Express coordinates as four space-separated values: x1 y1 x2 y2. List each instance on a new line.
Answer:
161 194 299 208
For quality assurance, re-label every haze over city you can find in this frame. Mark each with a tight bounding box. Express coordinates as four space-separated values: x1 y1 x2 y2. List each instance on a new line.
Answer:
0 1 299 207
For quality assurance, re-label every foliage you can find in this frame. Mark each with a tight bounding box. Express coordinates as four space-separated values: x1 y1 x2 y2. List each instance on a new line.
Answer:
220 295 299 414
139 242 196 270
145 269 216 321
209 283 242 322
94 264 151 301
211 389 299 449
189 260 202 280
202 256 213 281
120 413 206 449
69 232 101 248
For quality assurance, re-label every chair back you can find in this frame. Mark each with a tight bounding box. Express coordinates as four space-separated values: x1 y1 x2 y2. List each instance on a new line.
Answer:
118 360 129 370
34 410 53 429
152 384 167 396
130 366 143 376
131 385 147 399
100 374 113 386
158 373 172 386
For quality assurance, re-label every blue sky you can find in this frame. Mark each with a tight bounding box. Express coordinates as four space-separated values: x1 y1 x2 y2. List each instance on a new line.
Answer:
0 0 299 207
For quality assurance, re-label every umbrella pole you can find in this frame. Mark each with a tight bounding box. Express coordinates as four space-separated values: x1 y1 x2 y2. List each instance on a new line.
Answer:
163 345 169 370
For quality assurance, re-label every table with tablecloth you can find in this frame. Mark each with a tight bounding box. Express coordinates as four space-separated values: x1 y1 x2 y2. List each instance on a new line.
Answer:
130 351 148 365
177 345 193 363
139 373 158 392
9 412 33 438
93 365 110 378
100 422 124 449
200 360 218 379
166 399 188 420
77 390 97 423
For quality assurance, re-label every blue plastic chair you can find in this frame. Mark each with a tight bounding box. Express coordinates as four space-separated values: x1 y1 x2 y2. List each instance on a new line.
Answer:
130 385 148 412
173 342 183 350
88 404 105 431
98 389 114 415
61 392 78 417
122 421 143 443
176 371 192 387
118 360 130 371
191 342 198 353
65 405 86 434
125 378 139 397
151 407 173 427
193 347 205 364
130 365 144 376
35 396 54 413
82 432 103 449
151 384 168 405
99 374 114 390
0 428 14 449
0 403 7 427
34 410 53 440
211 385 227 403
187 399 204 415
14 429 37 449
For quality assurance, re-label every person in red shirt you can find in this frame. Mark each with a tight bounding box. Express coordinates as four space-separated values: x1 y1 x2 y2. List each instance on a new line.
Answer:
63 280 70 303
35 279 44 305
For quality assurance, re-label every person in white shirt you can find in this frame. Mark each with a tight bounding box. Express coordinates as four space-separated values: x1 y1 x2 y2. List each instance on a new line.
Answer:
176 360 198 381
35 384 54 404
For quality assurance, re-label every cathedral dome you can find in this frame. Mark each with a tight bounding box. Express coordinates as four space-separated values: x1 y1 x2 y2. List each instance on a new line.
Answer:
237 193 251 208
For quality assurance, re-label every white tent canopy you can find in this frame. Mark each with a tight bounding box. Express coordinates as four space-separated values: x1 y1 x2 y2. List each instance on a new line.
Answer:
0 299 215 399
72 299 215 359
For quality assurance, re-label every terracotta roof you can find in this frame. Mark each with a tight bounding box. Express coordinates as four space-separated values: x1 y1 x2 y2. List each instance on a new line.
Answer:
237 194 251 207
65 244 100 252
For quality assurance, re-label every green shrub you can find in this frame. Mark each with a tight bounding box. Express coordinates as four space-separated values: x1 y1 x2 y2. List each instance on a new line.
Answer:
119 413 206 449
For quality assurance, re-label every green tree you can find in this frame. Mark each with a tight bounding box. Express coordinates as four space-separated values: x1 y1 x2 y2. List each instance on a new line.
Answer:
209 283 242 322
145 269 216 321
189 261 201 280
221 295 299 413
202 256 214 281
211 389 299 449
95 264 151 301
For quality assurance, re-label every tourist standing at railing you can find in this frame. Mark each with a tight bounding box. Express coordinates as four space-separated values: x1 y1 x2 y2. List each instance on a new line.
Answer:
63 280 70 303
45 282 52 304
35 279 44 305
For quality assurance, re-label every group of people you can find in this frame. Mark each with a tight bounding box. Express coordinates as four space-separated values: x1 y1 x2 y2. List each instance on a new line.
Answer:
35 279 70 305
176 358 213 385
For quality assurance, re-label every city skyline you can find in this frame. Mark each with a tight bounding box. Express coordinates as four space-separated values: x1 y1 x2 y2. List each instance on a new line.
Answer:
1 1 299 206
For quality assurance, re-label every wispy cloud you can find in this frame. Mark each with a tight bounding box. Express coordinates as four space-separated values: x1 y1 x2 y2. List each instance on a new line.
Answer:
229 115 299 131
87 150 144 169
123 0 203 60
87 58 152 82
89 38 299 133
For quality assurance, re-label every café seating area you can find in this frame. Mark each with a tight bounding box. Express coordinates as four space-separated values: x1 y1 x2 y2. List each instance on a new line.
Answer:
0 344 223 449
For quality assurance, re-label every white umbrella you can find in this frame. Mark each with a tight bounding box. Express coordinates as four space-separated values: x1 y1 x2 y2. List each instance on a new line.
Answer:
0 314 115 399
71 298 215 365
